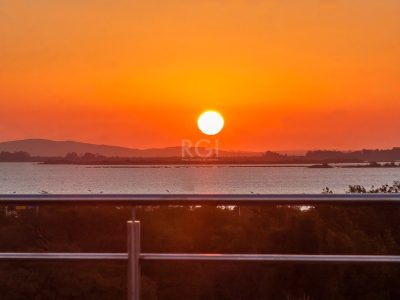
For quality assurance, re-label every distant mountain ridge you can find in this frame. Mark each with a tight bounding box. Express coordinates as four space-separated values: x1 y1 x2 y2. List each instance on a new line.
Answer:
0 139 262 157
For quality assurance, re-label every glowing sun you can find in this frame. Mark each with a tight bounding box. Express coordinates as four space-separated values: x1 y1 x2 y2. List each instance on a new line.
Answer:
197 110 224 135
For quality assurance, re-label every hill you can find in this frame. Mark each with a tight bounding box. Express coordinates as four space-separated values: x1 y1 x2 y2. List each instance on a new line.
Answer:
0 139 261 158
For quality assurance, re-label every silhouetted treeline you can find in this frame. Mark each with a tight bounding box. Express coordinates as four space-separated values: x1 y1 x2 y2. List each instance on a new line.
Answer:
0 151 123 164
1 183 400 299
0 151 34 162
264 147 400 163
43 147 400 164
306 148 400 162
0 151 60 162
2 147 400 164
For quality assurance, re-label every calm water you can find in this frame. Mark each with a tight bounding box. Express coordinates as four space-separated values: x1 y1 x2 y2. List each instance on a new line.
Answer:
1 162 400 194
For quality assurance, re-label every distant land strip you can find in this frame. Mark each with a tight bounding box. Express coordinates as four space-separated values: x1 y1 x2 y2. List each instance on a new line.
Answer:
0 139 400 165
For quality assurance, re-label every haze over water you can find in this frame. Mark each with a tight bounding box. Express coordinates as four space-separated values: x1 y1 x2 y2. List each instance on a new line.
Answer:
1 163 399 194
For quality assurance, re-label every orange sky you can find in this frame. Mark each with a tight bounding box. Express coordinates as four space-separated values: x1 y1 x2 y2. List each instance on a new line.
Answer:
1 0 400 151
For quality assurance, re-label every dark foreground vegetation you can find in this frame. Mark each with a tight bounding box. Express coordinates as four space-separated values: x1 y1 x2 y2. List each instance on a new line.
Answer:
1 184 400 299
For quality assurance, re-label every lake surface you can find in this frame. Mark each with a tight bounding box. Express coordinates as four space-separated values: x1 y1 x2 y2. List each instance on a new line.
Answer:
1 163 400 194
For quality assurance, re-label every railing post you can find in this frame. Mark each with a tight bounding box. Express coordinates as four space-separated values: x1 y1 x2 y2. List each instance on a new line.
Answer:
127 220 141 300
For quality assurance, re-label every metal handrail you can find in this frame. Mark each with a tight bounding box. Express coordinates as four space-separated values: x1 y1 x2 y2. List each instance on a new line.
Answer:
1 253 400 264
1 193 400 205
1 194 400 300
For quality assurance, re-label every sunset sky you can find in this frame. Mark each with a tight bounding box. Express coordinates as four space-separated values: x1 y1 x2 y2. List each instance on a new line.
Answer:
1 0 399 151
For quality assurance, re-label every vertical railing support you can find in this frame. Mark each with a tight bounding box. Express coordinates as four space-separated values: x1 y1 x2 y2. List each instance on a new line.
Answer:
127 220 141 300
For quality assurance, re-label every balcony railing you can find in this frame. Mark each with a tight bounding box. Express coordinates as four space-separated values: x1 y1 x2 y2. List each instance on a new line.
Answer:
1 194 400 300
